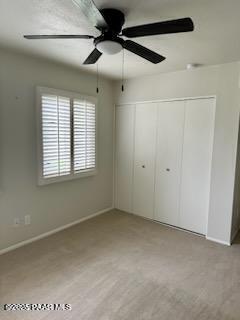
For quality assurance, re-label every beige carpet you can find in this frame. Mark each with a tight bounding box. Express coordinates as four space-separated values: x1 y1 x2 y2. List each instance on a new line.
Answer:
1 209 240 320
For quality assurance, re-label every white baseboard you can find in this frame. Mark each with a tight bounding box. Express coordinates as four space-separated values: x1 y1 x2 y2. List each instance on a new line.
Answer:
206 236 231 246
0 207 113 256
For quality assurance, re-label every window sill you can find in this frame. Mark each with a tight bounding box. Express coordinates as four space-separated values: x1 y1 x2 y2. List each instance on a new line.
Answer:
37 169 98 186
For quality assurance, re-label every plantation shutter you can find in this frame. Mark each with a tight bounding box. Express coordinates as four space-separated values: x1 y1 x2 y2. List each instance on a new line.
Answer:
73 99 96 172
41 95 71 178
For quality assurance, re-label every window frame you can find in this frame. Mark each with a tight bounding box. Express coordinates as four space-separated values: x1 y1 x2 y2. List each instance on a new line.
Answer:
36 86 98 186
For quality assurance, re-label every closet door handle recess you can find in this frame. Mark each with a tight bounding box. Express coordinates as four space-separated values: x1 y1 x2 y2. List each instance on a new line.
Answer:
166 168 170 172
142 165 146 168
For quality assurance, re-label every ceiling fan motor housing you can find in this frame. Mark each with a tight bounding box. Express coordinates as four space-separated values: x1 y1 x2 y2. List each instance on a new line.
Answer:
94 9 125 54
100 8 125 34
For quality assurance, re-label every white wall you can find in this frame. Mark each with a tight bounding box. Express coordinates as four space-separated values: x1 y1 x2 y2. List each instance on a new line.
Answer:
232 117 240 241
0 49 114 251
114 62 240 245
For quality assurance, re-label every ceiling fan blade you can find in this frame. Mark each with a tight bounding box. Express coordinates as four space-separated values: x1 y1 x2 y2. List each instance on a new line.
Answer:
122 17 194 38
83 48 102 64
123 40 165 64
24 35 94 39
72 0 108 30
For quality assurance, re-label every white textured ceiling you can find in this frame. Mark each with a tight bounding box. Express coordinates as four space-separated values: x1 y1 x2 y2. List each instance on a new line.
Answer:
0 0 240 79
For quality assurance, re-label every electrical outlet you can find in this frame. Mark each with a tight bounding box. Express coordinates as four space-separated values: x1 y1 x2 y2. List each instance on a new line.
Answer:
14 217 20 227
25 215 31 225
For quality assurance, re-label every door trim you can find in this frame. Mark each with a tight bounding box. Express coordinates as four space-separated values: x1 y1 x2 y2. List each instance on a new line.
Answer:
116 95 217 107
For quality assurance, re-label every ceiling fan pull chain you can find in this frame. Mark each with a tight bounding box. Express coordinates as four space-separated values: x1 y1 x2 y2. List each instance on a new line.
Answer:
96 63 99 94
121 49 124 92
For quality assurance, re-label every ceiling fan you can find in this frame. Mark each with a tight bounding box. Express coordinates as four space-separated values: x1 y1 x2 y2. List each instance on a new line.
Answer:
24 0 194 65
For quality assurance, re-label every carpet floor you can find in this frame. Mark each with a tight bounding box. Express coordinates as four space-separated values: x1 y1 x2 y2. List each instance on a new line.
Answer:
1 209 240 320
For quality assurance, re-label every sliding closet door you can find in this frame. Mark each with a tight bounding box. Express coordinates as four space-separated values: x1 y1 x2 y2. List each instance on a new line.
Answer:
179 98 215 234
115 105 135 212
154 101 185 226
132 103 157 219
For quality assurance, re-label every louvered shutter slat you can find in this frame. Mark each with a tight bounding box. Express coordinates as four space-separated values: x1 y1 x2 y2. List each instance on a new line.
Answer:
42 95 71 178
73 100 96 172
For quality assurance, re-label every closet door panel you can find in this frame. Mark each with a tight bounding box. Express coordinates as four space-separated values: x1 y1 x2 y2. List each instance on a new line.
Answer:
133 103 157 219
154 101 185 226
115 105 135 212
179 98 215 234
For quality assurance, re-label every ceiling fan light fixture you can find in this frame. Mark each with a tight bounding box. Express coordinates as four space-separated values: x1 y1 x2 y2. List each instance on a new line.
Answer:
96 40 122 55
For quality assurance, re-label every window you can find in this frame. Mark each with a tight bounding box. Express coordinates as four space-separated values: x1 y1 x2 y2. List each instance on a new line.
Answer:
37 87 97 185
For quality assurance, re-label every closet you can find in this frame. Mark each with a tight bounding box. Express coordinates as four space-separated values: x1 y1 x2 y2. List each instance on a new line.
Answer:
154 100 185 227
179 99 215 234
115 97 215 235
132 103 157 219
115 105 135 213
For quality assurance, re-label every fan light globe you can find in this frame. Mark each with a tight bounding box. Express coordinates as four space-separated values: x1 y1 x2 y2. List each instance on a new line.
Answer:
96 40 122 55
